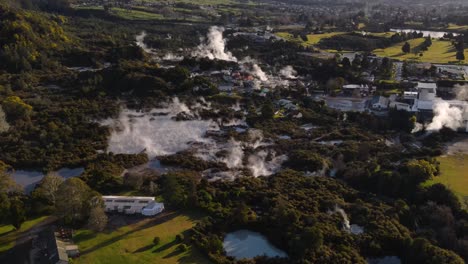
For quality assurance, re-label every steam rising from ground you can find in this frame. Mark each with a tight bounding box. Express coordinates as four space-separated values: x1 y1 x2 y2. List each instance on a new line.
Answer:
414 85 468 133
162 53 184 61
103 98 218 157
197 129 286 178
280 66 297 79
102 98 286 179
329 206 364 234
427 100 465 131
136 31 152 53
455 84 468 100
192 26 237 62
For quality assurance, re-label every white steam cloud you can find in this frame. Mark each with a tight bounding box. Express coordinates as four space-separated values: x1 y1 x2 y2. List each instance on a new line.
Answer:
102 97 286 179
240 57 269 82
162 53 184 61
136 31 152 53
455 84 468 101
427 100 466 131
102 98 218 157
329 206 364 234
196 129 286 178
192 26 237 62
279 66 297 79
247 150 288 177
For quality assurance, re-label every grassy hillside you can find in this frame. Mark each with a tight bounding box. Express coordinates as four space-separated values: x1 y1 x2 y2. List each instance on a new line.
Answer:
276 32 346 46
373 38 468 64
73 211 212 264
424 155 468 208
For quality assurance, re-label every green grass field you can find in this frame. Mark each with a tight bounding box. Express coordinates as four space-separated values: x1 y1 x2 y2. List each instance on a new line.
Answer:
0 216 50 253
447 23 468 31
373 38 426 59
424 155 468 208
276 32 346 46
73 211 212 264
374 38 468 64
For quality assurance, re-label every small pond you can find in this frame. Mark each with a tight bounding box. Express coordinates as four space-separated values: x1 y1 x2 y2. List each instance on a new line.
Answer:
11 167 84 194
223 230 287 260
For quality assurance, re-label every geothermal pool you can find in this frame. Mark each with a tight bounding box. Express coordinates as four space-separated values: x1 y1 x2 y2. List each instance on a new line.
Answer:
223 230 287 260
11 167 84 193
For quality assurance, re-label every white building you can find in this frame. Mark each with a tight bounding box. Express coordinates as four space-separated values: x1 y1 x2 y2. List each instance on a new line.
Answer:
103 196 164 216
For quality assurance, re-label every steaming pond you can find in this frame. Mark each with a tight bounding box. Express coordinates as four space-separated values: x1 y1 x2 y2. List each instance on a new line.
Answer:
11 167 84 194
390 29 459 38
223 230 288 260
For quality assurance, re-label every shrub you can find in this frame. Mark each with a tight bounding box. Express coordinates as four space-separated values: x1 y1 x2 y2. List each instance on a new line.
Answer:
153 236 161 245
177 244 188 252
176 233 184 242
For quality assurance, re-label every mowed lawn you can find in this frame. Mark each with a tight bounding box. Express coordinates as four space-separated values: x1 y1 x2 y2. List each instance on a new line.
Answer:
373 38 426 60
276 32 346 46
425 155 468 207
0 216 50 253
374 38 468 64
73 211 212 264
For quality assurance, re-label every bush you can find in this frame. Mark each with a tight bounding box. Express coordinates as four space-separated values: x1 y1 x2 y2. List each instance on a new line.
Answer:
177 244 188 252
176 233 184 242
153 236 161 245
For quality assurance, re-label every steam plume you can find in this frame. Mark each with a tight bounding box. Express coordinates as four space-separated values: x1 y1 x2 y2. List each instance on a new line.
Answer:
102 98 218 157
455 84 468 100
427 100 465 131
136 31 152 53
279 66 297 79
192 26 237 62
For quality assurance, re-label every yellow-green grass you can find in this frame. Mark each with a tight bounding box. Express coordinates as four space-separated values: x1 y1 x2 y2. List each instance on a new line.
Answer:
73 211 212 264
374 39 468 64
424 155 468 207
74 6 163 20
111 8 163 20
419 40 468 64
447 23 468 31
364 32 396 38
373 38 426 59
0 216 50 253
276 32 346 46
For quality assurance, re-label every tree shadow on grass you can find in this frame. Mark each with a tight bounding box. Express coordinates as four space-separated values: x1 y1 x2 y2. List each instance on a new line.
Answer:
163 248 183 259
152 240 177 253
73 231 97 243
133 244 154 253
80 211 179 255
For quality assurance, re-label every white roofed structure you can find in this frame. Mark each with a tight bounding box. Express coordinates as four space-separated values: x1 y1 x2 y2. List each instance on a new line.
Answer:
103 196 164 216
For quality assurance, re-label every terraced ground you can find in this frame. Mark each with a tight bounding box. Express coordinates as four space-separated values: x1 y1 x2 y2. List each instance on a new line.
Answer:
425 155 468 208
